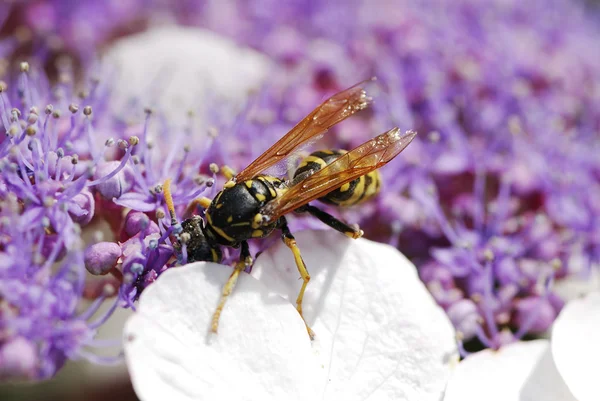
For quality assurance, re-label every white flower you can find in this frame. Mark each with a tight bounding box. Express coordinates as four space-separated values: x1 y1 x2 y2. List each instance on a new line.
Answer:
443 291 600 401
104 26 271 123
124 230 458 401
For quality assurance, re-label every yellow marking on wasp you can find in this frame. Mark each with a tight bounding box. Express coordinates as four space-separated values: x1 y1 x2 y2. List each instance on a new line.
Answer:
339 182 351 192
227 216 233 223
320 149 335 155
206 212 235 242
257 176 279 198
252 214 263 229
231 222 251 227
216 203 223 209
210 248 219 262
245 180 254 189
298 155 328 170
224 180 236 189
346 176 366 206
261 176 281 184
214 191 223 205
252 230 264 237
363 171 381 200
255 193 266 202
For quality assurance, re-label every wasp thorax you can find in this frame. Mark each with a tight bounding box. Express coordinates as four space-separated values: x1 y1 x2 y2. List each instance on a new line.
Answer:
203 177 282 246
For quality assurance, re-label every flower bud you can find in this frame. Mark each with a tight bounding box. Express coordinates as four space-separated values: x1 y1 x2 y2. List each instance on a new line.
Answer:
512 296 557 333
93 161 134 199
447 299 480 340
122 211 160 240
0 337 38 380
68 189 95 226
84 242 122 275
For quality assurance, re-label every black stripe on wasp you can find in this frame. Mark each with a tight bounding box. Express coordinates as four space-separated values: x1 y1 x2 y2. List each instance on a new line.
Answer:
163 78 417 339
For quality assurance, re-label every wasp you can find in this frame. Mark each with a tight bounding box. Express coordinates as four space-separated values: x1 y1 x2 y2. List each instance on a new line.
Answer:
163 78 416 338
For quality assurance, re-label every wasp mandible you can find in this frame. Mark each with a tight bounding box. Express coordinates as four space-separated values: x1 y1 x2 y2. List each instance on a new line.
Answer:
164 78 417 339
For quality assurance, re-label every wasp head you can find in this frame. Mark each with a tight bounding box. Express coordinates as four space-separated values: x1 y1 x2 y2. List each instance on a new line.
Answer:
178 215 222 263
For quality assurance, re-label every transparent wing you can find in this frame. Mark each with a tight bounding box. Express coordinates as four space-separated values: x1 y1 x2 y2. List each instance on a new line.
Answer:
260 128 417 223
234 78 377 182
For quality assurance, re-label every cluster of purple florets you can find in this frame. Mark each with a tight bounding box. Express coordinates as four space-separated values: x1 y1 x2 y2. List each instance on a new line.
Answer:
0 59 220 378
1 0 599 379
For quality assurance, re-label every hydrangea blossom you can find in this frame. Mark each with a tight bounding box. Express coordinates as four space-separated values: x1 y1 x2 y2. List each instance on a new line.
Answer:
0 26 275 381
0 63 127 379
5 0 146 63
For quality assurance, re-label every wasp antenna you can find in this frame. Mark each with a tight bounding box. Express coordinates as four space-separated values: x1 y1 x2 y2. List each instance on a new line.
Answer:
163 178 178 226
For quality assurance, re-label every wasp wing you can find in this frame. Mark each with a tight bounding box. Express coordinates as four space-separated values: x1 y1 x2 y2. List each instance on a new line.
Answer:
260 128 417 223
234 78 376 182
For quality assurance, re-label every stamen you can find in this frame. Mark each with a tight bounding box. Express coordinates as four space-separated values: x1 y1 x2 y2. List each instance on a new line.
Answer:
87 145 133 187
481 261 499 340
77 295 107 321
88 297 120 329
76 349 124 365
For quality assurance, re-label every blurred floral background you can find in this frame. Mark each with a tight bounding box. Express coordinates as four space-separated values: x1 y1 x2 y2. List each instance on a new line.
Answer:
0 0 599 399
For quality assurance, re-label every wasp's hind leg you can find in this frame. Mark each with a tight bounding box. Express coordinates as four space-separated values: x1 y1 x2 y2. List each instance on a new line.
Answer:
211 241 252 334
295 204 363 239
278 217 315 340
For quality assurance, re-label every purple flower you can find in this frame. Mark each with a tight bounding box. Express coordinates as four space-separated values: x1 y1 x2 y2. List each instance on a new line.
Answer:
0 62 138 379
0 195 119 380
7 0 145 62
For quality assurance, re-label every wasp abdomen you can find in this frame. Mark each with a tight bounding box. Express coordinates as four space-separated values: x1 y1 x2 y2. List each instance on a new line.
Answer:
294 149 381 207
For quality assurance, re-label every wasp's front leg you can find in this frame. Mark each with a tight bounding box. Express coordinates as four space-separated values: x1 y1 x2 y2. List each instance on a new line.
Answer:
210 241 252 334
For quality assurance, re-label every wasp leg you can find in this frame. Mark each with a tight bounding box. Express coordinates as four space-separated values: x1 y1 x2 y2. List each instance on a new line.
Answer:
183 196 212 218
211 241 252 333
295 204 363 239
279 217 315 340
221 165 237 181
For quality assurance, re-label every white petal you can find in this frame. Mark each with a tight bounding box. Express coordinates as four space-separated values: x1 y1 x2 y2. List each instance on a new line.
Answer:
444 340 576 401
251 230 458 401
124 262 323 401
552 291 600 401
104 26 270 122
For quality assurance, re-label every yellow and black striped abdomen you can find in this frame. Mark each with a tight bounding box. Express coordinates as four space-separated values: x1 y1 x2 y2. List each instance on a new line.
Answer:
294 149 381 207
